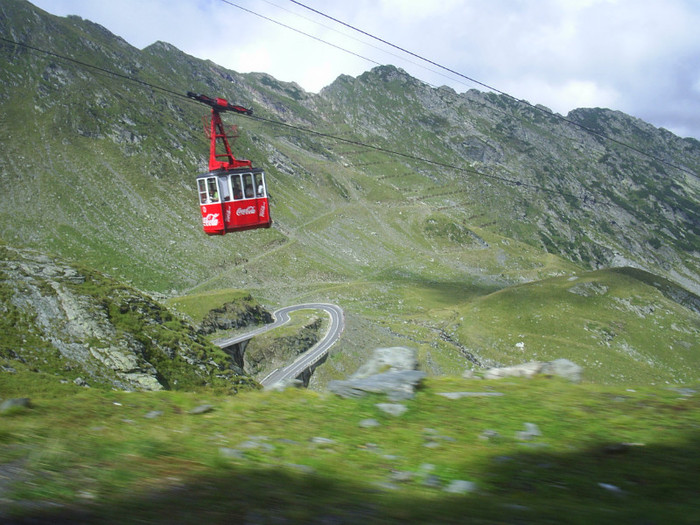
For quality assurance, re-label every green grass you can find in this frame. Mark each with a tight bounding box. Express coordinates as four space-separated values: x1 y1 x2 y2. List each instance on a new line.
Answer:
165 289 253 323
455 268 700 383
1 376 699 523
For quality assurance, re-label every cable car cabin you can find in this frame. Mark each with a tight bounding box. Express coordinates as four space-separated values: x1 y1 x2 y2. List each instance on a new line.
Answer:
187 91 272 235
197 167 271 234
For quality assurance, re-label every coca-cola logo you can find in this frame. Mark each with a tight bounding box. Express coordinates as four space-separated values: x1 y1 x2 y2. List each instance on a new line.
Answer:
202 213 220 227
259 201 266 217
236 206 256 216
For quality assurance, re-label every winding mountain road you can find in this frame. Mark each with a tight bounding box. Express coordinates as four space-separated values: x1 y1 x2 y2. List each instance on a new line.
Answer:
214 303 344 389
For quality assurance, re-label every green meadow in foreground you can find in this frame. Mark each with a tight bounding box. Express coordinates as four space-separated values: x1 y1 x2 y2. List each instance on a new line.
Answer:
1 375 698 524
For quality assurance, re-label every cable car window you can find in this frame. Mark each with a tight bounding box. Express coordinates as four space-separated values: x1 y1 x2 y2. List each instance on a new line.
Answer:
206 177 219 203
243 173 255 199
220 175 231 202
198 179 208 204
255 172 266 197
231 174 243 200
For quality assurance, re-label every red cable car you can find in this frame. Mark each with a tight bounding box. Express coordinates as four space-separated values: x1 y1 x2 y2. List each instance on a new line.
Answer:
188 92 272 235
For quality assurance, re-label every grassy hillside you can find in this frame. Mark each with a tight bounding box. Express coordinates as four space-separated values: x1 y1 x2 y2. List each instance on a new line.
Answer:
454 268 700 384
1 1 698 297
0 244 258 393
1 376 699 523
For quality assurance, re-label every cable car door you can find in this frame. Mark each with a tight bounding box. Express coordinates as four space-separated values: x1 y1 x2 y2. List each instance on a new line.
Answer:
198 175 225 235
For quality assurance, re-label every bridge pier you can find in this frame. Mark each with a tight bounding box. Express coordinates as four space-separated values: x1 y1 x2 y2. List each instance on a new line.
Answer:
219 339 248 370
294 351 329 387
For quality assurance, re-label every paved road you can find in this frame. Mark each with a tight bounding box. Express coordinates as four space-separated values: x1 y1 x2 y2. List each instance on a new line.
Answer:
213 303 344 388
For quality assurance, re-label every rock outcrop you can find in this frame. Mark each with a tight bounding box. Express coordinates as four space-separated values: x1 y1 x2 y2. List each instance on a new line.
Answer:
329 347 426 400
464 358 583 383
0 246 254 392
198 297 273 335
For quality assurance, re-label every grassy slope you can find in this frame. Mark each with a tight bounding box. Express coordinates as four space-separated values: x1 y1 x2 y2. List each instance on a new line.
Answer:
165 289 254 325
455 268 700 384
1 376 699 524
0 245 257 392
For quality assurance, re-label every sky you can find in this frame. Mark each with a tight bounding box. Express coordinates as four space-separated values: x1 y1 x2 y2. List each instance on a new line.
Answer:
30 0 700 140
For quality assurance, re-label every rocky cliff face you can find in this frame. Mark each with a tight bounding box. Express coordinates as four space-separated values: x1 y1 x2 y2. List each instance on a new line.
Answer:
314 67 700 293
199 297 273 335
0 245 255 391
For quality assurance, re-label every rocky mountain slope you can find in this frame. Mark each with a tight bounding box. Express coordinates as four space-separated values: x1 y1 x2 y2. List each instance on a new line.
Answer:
1 0 697 294
0 244 257 392
1 0 698 386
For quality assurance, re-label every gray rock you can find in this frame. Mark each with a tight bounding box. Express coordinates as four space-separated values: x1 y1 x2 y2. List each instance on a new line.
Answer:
310 437 336 445
74 377 89 387
328 370 426 400
327 347 425 400
516 422 542 441
390 470 414 483
444 480 477 494
478 359 583 383
286 463 316 474
375 403 408 416
479 429 501 441
219 447 245 459
359 418 380 428
423 428 457 446
437 391 504 399
238 440 261 450
351 347 418 379
144 410 163 419
189 404 214 415
668 387 696 396
540 359 583 383
120 372 163 391
0 398 32 413
569 282 609 297
239 440 274 452
483 362 543 379
373 481 401 491
423 474 442 488
598 482 623 493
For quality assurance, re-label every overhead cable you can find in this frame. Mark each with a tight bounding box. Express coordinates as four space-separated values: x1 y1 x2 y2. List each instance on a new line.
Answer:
218 0 381 67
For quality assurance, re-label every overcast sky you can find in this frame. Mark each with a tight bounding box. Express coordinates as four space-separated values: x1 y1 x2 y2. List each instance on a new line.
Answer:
30 0 700 140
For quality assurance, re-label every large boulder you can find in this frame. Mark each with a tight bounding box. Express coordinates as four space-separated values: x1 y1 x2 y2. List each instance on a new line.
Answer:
328 347 425 400
467 358 583 383
540 358 583 383
329 370 426 400
482 361 543 379
351 347 418 379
